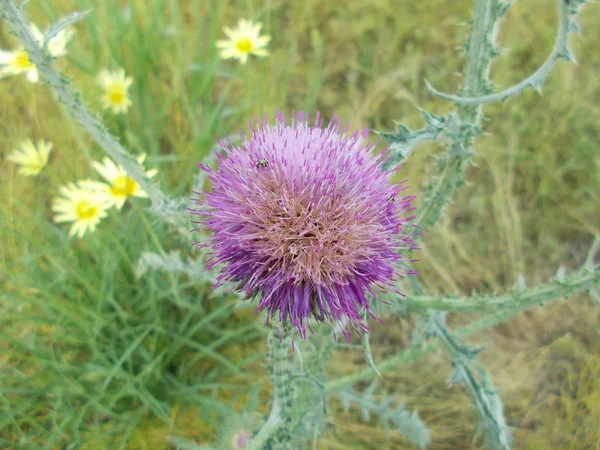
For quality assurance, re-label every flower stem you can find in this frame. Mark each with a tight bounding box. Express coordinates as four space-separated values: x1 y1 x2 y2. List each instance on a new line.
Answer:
245 327 294 450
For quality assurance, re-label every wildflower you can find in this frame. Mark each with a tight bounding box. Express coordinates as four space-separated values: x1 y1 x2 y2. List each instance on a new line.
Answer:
7 139 52 176
0 24 73 83
216 19 270 64
191 112 418 340
232 430 251 449
90 154 157 209
215 413 258 449
52 181 111 238
97 68 133 114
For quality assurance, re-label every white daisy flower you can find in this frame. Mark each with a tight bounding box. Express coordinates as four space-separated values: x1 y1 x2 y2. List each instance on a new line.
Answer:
97 68 133 114
216 19 271 64
52 181 112 238
0 24 74 83
90 154 157 209
7 139 53 176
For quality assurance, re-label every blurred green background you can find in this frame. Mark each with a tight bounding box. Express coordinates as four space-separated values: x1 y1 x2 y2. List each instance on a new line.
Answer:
1 0 599 448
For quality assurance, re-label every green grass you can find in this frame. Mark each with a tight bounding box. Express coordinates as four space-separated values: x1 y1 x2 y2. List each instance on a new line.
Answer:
1 0 599 448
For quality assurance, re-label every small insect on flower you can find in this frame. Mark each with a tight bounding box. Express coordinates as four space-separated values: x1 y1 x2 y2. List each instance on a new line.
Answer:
52 181 112 238
88 154 157 210
191 112 419 341
0 23 73 83
216 19 271 64
97 68 133 114
255 158 269 169
7 139 53 176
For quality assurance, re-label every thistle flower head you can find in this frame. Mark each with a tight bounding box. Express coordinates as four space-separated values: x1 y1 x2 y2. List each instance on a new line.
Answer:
191 112 418 340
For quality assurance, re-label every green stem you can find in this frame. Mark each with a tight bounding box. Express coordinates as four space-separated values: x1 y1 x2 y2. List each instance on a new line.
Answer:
427 312 511 450
246 328 294 450
0 0 164 204
325 264 597 393
386 268 599 313
245 400 283 450
417 0 505 231
325 306 508 393
426 0 579 105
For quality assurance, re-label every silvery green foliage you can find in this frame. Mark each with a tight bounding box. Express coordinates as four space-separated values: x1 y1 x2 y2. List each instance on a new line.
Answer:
241 329 295 450
378 110 459 170
379 265 600 314
384 0 587 232
424 312 511 450
426 0 587 103
136 251 213 281
149 196 192 240
362 319 382 377
339 381 432 449
287 330 333 446
42 10 89 49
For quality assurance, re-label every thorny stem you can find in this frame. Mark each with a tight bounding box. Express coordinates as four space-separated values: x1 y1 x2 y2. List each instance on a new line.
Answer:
387 267 600 313
0 0 164 204
416 0 506 231
426 0 576 105
325 267 598 393
246 328 294 450
325 306 507 393
245 401 283 450
427 312 511 450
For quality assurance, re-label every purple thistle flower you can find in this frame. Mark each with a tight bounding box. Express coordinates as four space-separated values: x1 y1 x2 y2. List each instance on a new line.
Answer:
190 112 418 341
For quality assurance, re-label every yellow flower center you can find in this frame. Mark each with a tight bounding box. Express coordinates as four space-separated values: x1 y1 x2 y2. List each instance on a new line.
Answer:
26 160 45 174
76 202 98 220
236 38 253 53
108 87 126 105
12 50 33 70
110 175 138 197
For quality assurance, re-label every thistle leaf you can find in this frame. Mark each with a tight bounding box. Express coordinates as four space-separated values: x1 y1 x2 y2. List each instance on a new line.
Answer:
43 11 90 50
339 386 431 449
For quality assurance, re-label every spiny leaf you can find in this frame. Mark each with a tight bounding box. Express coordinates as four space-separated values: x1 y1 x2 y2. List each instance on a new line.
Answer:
339 385 431 449
425 0 585 106
43 10 91 50
363 331 382 378
556 266 567 282
378 110 451 169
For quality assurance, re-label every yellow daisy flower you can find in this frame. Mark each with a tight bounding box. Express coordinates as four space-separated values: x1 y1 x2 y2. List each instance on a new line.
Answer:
97 68 133 114
0 24 73 83
216 19 271 64
90 154 158 209
52 181 112 238
7 139 53 176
